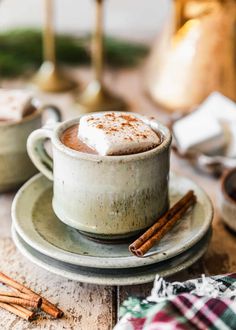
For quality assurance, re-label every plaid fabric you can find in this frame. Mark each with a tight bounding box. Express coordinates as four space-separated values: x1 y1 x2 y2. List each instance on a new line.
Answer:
114 274 236 330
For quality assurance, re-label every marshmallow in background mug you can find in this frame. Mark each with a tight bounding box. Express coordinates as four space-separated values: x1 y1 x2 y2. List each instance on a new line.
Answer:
0 89 33 121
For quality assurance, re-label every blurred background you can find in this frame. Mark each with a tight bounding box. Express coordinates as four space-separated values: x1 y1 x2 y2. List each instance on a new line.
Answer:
0 0 170 42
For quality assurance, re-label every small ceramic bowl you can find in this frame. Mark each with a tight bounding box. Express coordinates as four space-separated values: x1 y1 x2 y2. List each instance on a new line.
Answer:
220 168 236 232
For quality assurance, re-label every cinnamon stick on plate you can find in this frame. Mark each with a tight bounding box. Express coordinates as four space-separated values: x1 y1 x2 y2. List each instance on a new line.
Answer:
129 190 197 257
0 273 63 318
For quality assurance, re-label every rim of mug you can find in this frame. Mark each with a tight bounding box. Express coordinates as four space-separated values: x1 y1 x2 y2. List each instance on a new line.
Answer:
0 106 42 127
221 167 236 205
52 111 172 162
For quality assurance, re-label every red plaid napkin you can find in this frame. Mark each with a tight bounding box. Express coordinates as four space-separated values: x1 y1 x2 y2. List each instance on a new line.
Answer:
114 274 236 330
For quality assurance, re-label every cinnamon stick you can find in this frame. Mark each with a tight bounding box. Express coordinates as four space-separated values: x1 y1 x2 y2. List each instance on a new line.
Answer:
0 295 40 308
0 302 35 321
41 299 63 318
11 303 35 315
0 291 41 305
130 194 196 257
129 190 194 253
0 273 63 318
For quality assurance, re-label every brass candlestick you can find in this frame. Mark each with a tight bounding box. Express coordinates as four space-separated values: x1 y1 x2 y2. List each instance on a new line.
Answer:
76 0 126 113
32 0 75 92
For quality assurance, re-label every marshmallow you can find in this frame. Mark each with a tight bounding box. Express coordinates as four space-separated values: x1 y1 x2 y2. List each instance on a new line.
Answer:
0 89 33 121
197 92 236 122
173 111 225 154
173 92 236 155
224 121 236 158
78 112 160 156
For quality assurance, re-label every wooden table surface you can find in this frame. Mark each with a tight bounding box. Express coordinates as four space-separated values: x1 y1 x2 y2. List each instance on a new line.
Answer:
1 67 236 330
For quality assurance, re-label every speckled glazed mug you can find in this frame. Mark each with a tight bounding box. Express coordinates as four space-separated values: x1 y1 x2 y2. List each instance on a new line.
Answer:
219 168 236 232
27 112 172 241
0 102 61 192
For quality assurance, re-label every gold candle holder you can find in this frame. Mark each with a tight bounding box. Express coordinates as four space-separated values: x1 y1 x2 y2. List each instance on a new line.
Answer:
76 0 126 113
175 0 185 31
145 0 236 113
32 0 76 93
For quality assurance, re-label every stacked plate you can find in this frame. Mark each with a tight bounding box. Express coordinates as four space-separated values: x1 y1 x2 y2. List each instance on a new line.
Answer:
11 172 213 286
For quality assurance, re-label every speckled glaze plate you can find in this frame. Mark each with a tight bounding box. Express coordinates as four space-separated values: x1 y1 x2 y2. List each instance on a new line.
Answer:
12 226 211 286
12 173 213 269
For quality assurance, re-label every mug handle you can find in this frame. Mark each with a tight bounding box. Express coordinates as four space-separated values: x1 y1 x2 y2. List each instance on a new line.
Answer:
41 104 62 124
27 105 61 181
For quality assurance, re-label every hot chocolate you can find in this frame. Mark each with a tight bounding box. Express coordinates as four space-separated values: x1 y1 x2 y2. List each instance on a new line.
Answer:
61 125 98 154
61 112 162 156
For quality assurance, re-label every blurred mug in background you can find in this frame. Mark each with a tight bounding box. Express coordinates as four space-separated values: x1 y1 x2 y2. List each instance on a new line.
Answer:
0 98 60 192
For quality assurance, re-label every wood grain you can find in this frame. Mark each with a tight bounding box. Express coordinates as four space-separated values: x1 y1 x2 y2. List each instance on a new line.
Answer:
0 238 116 329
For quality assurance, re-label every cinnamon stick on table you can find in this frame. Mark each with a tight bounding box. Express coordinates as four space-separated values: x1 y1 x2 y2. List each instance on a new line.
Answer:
0 302 36 321
0 295 41 308
0 290 41 304
0 273 63 318
11 303 36 316
129 190 197 257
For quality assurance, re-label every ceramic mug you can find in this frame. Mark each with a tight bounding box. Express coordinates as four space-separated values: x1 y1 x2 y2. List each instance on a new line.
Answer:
219 168 236 232
0 102 61 192
27 112 172 241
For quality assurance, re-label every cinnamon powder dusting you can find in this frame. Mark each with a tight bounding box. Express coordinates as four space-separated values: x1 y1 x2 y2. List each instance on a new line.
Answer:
64 112 162 156
81 113 161 149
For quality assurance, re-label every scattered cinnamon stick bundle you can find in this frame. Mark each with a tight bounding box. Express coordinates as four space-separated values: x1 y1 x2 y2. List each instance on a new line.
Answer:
0 272 64 321
0 290 41 304
0 295 41 309
129 190 197 257
0 302 36 321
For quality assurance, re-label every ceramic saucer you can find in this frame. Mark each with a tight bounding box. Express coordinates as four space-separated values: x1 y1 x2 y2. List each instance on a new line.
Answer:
12 226 211 286
12 173 213 269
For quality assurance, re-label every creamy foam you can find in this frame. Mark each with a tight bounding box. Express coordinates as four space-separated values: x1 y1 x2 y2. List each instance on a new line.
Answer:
78 112 161 156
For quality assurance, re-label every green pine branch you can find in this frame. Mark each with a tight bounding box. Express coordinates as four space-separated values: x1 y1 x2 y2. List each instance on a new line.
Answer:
0 29 149 77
